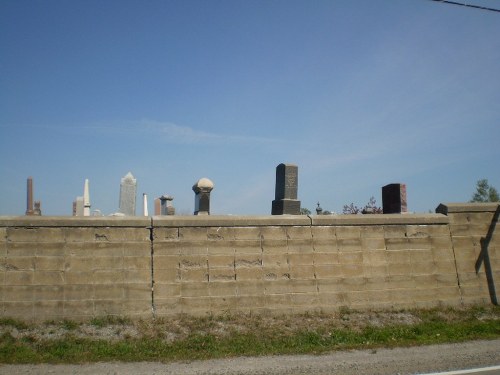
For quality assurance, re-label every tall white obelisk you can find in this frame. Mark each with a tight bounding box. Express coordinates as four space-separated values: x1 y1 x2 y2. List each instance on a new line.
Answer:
83 179 91 216
143 193 148 216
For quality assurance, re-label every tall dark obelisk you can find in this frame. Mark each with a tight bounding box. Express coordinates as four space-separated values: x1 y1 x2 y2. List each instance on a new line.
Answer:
25 177 34 215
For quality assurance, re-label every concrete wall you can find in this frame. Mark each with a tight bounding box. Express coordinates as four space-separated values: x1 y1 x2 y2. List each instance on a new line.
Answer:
0 202 498 321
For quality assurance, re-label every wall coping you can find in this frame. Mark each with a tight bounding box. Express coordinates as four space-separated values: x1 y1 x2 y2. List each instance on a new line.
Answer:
436 202 500 215
0 214 450 228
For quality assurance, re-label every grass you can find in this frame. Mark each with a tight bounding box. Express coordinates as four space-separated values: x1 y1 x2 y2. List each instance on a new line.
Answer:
0 305 498 364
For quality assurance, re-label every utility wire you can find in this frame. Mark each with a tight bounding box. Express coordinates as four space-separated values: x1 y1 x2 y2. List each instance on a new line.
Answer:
428 0 500 13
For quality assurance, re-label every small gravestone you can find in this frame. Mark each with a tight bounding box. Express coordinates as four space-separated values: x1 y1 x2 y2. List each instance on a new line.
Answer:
159 195 175 215
272 163 301 215
193 178 214 215
382 183 407 214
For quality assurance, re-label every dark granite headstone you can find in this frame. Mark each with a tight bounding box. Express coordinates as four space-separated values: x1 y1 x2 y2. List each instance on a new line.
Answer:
382 183 407 214
272 163 301 215
193 178 214 215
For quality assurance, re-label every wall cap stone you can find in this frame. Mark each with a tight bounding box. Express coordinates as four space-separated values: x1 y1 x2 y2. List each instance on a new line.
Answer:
436 202 500 215
0 216 152 228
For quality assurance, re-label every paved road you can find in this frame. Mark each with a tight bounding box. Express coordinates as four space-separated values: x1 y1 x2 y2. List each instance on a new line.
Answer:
1 339 499 375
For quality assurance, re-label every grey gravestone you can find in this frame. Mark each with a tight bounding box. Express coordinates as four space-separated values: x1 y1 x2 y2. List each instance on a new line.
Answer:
193 178 214 215
382 183 407 214
272 163 301 215
119 172 137 216
159 195 175 215
25 177 34 215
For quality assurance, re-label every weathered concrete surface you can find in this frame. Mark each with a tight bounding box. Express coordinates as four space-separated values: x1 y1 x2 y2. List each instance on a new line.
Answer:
0 203 498 321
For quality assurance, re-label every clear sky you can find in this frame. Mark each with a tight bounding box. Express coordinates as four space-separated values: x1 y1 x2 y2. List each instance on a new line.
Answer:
1 0 499 216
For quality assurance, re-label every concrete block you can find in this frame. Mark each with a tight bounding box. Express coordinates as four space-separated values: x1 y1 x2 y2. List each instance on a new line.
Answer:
64 257 93 272
175 241 208 255
122 300 152 317
262 267 290 281
34 300 64 319
34 285 64 301
411 261 437 275
286 226 313 240
36 242 65 256
207 243 236 255
210 295 239 312
123 284 151 300
337 238 362 252
4 301 33 320
93 270 125 284
208 281 237 297
231 227 262 240
313 240 338 253
289 279 318 294
34 256 66 271
94 284 124 300
386 275 416 289
236 267 263 281
154 282 181 298
153 227 179 241
124 269 151 284
208 255 234 268
317 291 347 306
384 225 407 239
410 250 433 263
236 280 265 296
262 253 288 267
154 268 180 283
63 300 94 317
338 251 363 264
123 256 151 270
179 227 208 240
436 274 459 286
432 247 454 260
264 279 291 295
63 227 96 243
407 238 432 250
386 250 410 263
289 293 318 307
179 255 207 269
154 255 179 270
405 225 431 239
4 256 34 271
93 256 125 270
361 238 386 250
209 269 235 282
336 226 361 239
260 226 287 240
154 297 182 316
34 271 64 285
123 242 151 256
180 268 208 282
64 271 93 285
94 300 124 315
387 263 413 276
364 250 387 264
312 226 336 239
6 242 37 256
385 238 409 251
360 226 385 238
120 228 151 242
314 264 343 279
235 255 262 268
342 264 364 278
64 284 94 300
3 285 34 302
233 240 264 254
365 264 388 277
287 238 313 253
289 265 314 279
6 227 38 242
180 296 210 312
314 252 339 265
261 239 288 254
288 253 314 266
5 270 34 285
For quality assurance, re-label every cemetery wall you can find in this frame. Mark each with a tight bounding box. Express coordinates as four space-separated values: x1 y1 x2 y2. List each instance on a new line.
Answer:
0 202 498 321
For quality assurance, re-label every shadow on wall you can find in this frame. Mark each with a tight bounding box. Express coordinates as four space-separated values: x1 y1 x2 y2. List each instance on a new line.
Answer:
476 204 500 305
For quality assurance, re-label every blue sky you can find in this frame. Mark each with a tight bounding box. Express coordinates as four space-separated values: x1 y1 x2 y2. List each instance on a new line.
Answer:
1 0 499 216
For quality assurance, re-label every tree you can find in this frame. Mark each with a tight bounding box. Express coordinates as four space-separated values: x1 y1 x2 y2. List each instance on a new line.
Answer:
300 207 311 215
343 197 382 214
470 179 499 202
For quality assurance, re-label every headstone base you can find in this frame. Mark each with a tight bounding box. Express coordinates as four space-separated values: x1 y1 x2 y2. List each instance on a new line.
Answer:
272 199 301 215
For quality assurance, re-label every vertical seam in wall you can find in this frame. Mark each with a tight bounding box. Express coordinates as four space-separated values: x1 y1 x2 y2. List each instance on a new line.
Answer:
149 217 156 318
307 215 319 293
447 222 464 305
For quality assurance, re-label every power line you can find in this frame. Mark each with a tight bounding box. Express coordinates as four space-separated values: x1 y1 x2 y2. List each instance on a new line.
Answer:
428 0 500 13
